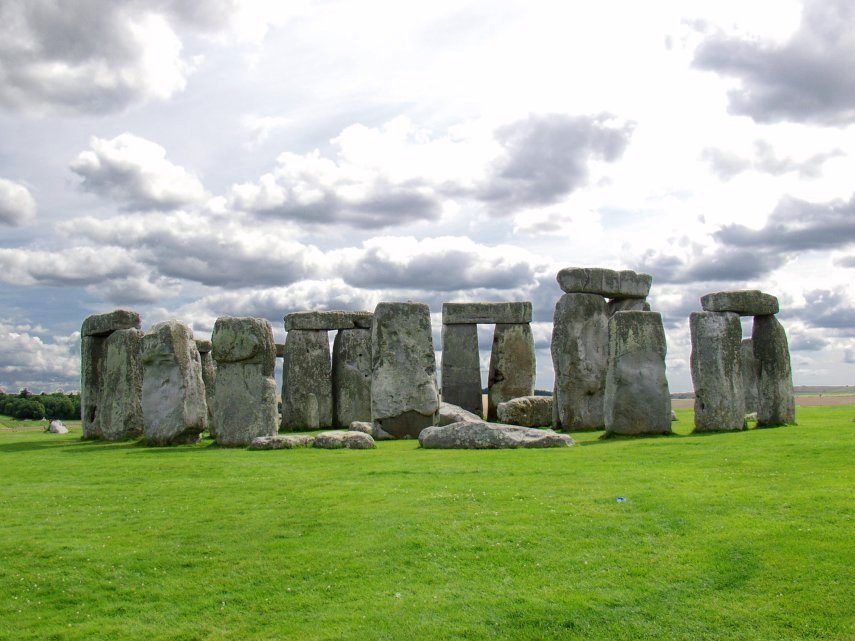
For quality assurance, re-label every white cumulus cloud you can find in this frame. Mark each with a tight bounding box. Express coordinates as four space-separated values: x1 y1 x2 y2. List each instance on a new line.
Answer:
0 178 36 226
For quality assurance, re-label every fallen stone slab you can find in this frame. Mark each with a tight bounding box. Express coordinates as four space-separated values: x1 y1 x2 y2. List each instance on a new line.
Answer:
442 302 532 325
249 434 315 450
284 310 373 331
557 267 652 299
438 402 482 426
497 396 553 427
700 290 779 316
82 309 141 337
419 421 574 449
313 430 376 449
349 420 394 440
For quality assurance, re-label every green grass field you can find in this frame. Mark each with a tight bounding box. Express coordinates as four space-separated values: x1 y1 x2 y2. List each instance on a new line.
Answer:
1 407 852 640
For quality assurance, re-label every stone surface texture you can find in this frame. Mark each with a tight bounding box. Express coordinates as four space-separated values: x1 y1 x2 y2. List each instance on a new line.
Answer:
741 338 760 414
332 328 372 428
551 293 609 431
250 434 315 450
440 323 483 417
370 302 439 438
141 320 208 445
194 339 212 353
82 309 141 337
281 329 333 431
690 312 746 432
349 420 394 440
211 316 278 446
198 348 217 437
607 298 647 315
557 267 652 299
487 323 535 420
419 421 574 449
438 402 483 426
604 311 672 435
284 311 373 331
700 290 779 316
313 430 376 449
752 315 796 426
497 396 553 427
442 302 532 325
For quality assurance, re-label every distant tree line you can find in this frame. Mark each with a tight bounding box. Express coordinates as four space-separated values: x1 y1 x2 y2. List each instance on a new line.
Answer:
0 389 81 421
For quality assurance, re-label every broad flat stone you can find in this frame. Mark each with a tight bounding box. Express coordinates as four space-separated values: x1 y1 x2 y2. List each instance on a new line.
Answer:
438 402 482 426
700 290 779 316
313 431 376 449
371 302 439 438
82 309 141 337
281 329 333 431
487 323 535 421
142 320 208 445
690 312 746 432
250 434 314 449
442 302 532 325
741 338 760 414
557 267 652 299
284 310 373 331
419 421 574 449
604 311 672 435
440 324 482 417
497 396 553 427
551 293 609 431
752 315 795 426
607 298 647 315
194 339 212 354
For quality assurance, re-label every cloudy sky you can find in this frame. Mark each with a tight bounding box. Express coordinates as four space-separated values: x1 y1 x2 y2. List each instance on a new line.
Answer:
1 0 854 394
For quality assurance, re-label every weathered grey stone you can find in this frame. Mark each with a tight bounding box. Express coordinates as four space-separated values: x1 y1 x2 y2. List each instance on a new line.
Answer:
198 348 217 437
690 312 746 432
275 343 285 358
419 421 574 449
249 434 314 450
741 338 760 414
48 420 68 434
313 430 376 449
487 323 535 421
745 412 758 422
752 315 795 426
284 311 373 331
281 330 332 431
438 402 482 426
607 298 647 315
332 328 372 428
371 302 439 438
442 302 532 325
82 309 141 337
349 420 394 440
141 320 208 445
557 267 651 299
440 323 482 417
211 316 277 446
604 311 672 435
497 396 553 427
671 410 678 421
700 290 779 316
551 293 609 431
81 327 144 440
194 339 212 354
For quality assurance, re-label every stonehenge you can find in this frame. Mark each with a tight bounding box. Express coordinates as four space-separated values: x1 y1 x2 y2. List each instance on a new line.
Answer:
690 312 745 432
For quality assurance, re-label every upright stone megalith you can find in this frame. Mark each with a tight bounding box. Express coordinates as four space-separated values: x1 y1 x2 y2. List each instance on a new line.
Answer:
741 338 759 414
690 311 745 432
141 321 208 445
487 323 535 421
604 311 671 436
551 293 609 431
440 323 482 417
752 315 795 426
332 328 372 428
371 302 439 438
80 309 143 440
281 330 332 431
195 339 217 437
212 316 278 446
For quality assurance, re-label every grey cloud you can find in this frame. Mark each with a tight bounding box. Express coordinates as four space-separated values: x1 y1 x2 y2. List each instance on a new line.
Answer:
638 247 785 285
844 350 855 364
701 140 843 181
693 0 855 125
835 256 855 268
787 289 855 337
788 331 828 351
0 322 80 392
0 178 36 226
700 147 750 181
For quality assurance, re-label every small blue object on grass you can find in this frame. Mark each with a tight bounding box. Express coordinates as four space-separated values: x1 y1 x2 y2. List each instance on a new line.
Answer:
616 497 626 503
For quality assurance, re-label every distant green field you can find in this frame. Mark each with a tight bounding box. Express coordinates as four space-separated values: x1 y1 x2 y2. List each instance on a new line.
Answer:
0 406 852 640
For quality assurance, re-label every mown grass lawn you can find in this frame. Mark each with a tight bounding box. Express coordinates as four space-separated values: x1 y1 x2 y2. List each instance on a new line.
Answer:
0 406 852 640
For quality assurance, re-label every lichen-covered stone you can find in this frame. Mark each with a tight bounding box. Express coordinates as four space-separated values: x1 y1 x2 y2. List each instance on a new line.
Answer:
690 312 745 432
741 338 760 414
313 430 376 449
281 329 332 431
442 302 532 325
419 421 574 449
607 298 647 315
497 396 553 427
700 290 779 316
249 434 314 449
284 311 373 331
194 339 212 354
752 315 795 426
211 316 276 369
198 347 217 437
332 328 372 428
557 267 651 298
440 323 482 417
438 402 482 426
487 323 535 420
349 420 394 440
81 309 141 337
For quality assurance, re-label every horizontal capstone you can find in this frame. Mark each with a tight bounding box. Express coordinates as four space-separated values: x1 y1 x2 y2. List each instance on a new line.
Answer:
284 310 373 331
556 267 652 298
442 302 532 325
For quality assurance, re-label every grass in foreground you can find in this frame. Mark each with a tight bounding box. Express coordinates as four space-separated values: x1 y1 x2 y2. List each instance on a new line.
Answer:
0 407 852 640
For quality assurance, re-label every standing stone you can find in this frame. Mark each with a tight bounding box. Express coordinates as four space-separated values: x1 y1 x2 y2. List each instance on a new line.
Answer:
281 329 333 431
332 328 372 428
141 320 208 445
212 316 278 446
690 311 745 432
551 293 609 431
604 311 672 435
752 315 795 426
371 302 439 438
487 323 535 421
195 339 217 438
741 338 760 414
440 323 482 417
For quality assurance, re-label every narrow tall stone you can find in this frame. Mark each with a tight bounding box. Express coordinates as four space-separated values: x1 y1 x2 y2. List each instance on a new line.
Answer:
690 311 745 432
440 323 482 417
741 338 759 414
281 329 333 431
551 293 608 431
371 302 439 438
332 328 372 428
604 311 671 435
195 339 217 437
141 321 208 445
752 315 795 426
487 323 535 421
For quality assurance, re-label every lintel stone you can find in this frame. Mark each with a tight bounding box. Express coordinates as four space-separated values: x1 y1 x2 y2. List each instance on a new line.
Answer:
82 309 141 337
442 302 532 325
195 339 212 354
557 267 651 299
284 310 372 331
700 290 779 316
